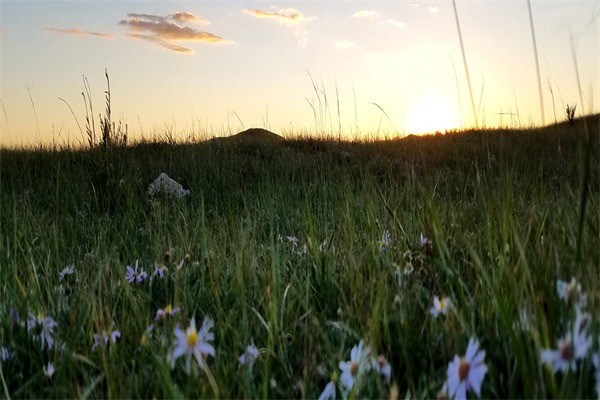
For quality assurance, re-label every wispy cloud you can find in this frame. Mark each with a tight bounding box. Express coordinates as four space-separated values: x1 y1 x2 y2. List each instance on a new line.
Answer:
428 6 440 14
44 27 114 39
243 7 309 48
243 8 305 26
381 19 406 28
119 12 228 54
335 40 356 50
353 10 379 18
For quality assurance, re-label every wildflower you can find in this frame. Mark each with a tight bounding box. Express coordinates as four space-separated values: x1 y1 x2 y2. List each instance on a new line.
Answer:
339 340 371 392
59 264 75 281
446 337 488 400
92 326 121 350
286 236 300 246
556 277 587 308
43 362 55 379
0 346 15 362
318 381 336 400
540 331 591 373
238 342 260 368
372 355 392 382
152 263 168 280
126 265 136 283
136 267 148 283
27 312 58 350
11 308 19 324
155 304 181 322
168 316 215 373
176 258 185 271
379 230 391 252
126 260 148 284
430 296 453 318
419 232 433 255
140 324 154 348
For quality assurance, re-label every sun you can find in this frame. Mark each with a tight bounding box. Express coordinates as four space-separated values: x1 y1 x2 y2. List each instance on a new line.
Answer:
405 92 461 135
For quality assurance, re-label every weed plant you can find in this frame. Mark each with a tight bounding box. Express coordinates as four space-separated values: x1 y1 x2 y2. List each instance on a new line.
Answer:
0 115 599 398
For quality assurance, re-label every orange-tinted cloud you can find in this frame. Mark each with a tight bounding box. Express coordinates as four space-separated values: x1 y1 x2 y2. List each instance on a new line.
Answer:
127 33 193 54
119 12 228 54
243 8 304 26
44 27 114 39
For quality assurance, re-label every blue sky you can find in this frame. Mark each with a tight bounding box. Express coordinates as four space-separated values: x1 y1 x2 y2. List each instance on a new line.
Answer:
0 1 598 146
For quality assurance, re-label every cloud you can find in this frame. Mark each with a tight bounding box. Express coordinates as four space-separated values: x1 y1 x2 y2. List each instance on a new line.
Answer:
428 6 440 14
243 8 305 26
381 19 406 28
44 27 114 39
119 12 228 54
335 40 356 50
127 33 193 54
244 7 310 47
171 11 209 24
353 10 379 18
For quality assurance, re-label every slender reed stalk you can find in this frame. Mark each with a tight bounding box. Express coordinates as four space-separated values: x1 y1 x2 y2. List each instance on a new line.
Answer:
59 97 85 146
452 0 478 128
527 0 545 126
25 86 41 140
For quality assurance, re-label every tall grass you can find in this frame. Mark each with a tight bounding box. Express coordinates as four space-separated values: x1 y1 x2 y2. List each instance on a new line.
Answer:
0 114 598 398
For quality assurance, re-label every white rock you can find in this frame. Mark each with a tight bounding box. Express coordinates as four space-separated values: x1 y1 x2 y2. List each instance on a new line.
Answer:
147 173 190 199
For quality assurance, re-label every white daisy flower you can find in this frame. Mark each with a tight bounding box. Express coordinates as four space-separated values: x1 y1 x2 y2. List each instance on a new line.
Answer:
238 342 260 368
556 277 587 308
540 330 591 373
379 230 391 252
43 362 55 378
338 340 371 392
168 316 215 373
152 263 168 280
318 381 336 400
446 337 488 400
430 296 453 318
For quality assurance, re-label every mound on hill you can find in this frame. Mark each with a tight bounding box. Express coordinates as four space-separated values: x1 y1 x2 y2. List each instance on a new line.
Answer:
210 128 284 145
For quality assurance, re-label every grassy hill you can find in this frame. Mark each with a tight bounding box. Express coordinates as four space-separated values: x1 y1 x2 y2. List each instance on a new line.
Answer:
0 115 598 398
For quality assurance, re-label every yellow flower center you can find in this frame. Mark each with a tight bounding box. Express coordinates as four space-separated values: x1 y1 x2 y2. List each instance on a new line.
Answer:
141 334 147 347
37 312 45 320
187 328 198 347
458 357 470 381
350 361 359 376
439 298 446 310
165 304 172 314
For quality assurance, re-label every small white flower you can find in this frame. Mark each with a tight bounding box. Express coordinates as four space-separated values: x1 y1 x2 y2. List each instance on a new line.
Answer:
540 331 591 373
379 230 391 252
59 265 75 281
27 312 58 351
286 236 299 247
136 267 148 283
446 337 488 400
43 362 55 378
556 277 587 308
155 304 181 322
92 326 121 350
318 381 336 400
238 342 260 368
338 340 371 392
372 355 392 382
168 316 215 373
430 296 453 318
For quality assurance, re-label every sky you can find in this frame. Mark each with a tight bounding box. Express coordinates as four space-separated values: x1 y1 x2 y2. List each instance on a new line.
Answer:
0 1 598 147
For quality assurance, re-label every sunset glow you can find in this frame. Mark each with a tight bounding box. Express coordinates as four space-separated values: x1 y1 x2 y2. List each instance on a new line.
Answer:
0 1 598 146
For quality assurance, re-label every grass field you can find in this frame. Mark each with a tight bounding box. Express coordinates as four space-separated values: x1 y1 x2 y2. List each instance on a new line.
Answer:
0 115 599 398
